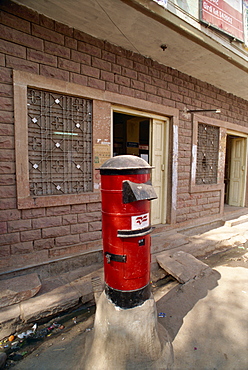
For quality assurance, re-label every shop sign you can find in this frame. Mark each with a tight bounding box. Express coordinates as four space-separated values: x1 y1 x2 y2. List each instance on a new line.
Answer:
200 0 244 41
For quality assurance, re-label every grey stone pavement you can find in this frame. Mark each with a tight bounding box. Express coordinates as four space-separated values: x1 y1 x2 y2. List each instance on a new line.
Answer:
1 207 248 369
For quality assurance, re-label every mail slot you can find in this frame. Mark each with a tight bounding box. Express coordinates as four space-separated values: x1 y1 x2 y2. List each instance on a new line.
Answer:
100 155 157 308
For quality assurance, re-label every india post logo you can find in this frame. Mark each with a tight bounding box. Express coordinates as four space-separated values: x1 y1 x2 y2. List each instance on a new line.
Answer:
131 213 149 230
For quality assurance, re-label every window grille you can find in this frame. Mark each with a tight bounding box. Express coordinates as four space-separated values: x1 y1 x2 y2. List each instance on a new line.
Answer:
196 123 219 185
27 88 92 196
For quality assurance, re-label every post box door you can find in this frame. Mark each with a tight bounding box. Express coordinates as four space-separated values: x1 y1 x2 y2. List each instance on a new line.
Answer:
123 236 150 280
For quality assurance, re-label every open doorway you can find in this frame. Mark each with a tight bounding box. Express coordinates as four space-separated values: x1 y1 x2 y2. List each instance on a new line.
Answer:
225 134 247 207
113 111 169 225
113 112 150 161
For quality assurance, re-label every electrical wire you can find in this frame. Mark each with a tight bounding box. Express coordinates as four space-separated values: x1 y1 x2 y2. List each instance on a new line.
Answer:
95 0 142 54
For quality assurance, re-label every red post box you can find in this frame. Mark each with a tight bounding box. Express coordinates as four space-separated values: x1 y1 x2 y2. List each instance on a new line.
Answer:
100 155 157 308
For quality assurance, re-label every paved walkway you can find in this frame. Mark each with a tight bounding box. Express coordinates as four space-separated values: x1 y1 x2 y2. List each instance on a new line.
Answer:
156 265 248 370
11 254 248 369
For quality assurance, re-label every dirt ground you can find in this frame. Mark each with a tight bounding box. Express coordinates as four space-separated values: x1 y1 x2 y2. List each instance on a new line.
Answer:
7 248 248 370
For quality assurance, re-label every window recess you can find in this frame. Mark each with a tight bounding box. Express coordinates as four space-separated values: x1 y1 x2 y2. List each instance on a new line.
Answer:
14 71 99 209
190 114 225 194
28 88 93 196
195 123 219 185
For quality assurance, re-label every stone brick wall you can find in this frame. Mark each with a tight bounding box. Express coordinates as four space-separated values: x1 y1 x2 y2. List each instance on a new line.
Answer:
0 0 248 272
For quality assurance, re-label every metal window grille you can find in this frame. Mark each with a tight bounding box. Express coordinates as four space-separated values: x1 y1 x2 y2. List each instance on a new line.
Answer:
27 88 93 196
196 123 219 185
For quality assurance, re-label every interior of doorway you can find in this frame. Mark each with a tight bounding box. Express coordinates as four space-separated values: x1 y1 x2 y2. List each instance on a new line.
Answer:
113 112 150 162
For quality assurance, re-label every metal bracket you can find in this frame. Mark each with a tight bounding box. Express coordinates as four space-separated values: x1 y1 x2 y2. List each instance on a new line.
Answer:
105 252 127 264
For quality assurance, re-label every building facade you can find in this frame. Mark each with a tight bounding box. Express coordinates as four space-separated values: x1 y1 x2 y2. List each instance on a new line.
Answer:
0 0 248 274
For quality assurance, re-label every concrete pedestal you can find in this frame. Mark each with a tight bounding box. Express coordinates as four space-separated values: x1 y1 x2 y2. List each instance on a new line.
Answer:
81 291 173 370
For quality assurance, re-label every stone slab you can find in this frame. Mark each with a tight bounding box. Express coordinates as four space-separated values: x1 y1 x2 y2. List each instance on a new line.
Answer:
156 251 210 283
0 304 21 339
20 283 81 323
0 273 41 308
20 269 102 323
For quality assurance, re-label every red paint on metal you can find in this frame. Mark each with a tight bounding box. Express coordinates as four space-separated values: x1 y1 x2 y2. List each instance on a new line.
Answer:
101 171 151 291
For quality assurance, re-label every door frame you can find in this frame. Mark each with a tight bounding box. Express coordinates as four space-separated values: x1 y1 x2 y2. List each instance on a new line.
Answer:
112 106 175 225
150 118 169 225
226 130 248 207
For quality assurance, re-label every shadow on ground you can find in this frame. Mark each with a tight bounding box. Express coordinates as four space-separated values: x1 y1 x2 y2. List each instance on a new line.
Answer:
156 264 248 370
156 268 221 341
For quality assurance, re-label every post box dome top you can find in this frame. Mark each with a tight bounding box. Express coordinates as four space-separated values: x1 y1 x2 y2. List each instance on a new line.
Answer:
100 155 153 171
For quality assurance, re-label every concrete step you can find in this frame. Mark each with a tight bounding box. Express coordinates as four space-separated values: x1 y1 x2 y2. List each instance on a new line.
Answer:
0 273 41 308
151 231 189 254
0 249 103 281
0 264 103 339
178 220 225 236
225 214 248 227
